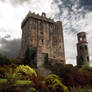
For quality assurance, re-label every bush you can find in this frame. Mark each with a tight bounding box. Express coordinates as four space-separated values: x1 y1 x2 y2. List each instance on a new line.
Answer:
45 74 70 92
15 65 37 79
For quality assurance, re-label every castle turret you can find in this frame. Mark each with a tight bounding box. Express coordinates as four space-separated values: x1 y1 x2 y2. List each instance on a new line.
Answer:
77 32 90 66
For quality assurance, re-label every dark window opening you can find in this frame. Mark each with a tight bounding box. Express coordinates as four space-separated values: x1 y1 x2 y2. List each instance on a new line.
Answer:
41 39 44 44
40 22 42 26
81 56 83 61
80 46 82 50
85 46 87 50
41 32 43 35
84 35 86 38
53 56 55 58
87 56 89 61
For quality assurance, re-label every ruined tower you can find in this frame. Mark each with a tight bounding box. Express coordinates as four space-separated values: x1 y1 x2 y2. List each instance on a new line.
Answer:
20 11 65 66
77 32 90 66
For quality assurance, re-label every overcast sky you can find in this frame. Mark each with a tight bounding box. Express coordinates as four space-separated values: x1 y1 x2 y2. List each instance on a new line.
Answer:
0 0 92 65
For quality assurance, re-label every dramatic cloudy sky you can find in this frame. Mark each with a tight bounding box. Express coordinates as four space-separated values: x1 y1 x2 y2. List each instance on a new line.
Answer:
0 0 92 65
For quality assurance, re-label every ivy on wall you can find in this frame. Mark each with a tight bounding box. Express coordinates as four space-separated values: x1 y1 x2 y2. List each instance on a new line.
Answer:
24 47 37 68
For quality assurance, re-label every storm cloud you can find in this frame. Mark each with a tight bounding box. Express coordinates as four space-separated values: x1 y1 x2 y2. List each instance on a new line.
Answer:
80 0 92 11
0 38 21 58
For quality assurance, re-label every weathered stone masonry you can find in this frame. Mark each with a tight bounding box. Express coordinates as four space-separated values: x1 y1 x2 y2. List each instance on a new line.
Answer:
20 11 65 65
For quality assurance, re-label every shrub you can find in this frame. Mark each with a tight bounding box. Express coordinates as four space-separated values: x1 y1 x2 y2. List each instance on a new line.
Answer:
45 74 70 92
15 65 37 79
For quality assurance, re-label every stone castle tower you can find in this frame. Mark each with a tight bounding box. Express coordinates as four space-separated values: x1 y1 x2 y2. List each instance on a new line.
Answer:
20 11 65 66
77 32 90 66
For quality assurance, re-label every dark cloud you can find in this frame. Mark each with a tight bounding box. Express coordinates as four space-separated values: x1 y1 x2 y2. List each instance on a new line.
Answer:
79 0 92 11
0 38 21 58
80 0 92 5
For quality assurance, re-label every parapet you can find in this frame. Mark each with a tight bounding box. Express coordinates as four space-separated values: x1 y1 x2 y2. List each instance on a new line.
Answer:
21 11 55 28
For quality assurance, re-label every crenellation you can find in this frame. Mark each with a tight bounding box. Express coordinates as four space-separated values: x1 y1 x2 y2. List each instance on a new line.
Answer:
21 11 55 28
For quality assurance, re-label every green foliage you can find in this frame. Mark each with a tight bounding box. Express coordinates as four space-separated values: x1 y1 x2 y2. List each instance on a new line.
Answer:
45 74 70 92
24 47 37 68
70 87 92 92
5 68 21 86
62 68 92 87
15 65 37 79
0 54 11 65
46 63 92 88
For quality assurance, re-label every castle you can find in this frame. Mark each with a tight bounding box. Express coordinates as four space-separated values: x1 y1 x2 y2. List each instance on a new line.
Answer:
20 11 65 67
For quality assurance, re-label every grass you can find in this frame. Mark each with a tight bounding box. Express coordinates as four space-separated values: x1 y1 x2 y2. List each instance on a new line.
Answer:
16 80 32 85
0 78 32 86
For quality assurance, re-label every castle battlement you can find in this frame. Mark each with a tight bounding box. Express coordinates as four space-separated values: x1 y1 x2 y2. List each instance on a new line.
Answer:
21 11 54 28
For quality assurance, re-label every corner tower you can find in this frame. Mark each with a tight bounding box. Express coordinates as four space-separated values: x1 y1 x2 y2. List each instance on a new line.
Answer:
77 32 90 66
